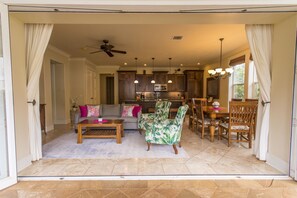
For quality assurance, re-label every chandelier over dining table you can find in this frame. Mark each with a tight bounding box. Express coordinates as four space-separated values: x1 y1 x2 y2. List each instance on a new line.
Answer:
208 38 233 79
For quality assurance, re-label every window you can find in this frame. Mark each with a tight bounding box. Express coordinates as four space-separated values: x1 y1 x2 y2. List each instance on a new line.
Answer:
232 63 245 99
249 61 259 98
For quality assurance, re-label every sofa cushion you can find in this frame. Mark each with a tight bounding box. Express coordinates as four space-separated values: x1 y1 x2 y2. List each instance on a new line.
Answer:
101 104 121 117
122 105 134 117
102 116 120 120
132 106 142 117
121 116 137 123
87 105 100 117
79 105 88 117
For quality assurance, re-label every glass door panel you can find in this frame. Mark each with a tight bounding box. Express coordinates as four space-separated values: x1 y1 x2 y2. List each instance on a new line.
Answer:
0 3 17 190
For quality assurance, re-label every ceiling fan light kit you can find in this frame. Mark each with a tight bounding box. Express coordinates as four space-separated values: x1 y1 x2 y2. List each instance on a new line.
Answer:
208 38 233 79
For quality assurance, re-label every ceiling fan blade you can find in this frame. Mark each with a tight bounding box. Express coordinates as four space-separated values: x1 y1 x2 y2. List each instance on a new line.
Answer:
90 50 102 54
105 51 114 57
110 49 127 54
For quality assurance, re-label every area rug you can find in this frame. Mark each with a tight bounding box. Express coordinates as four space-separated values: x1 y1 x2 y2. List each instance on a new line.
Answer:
42 131 189 159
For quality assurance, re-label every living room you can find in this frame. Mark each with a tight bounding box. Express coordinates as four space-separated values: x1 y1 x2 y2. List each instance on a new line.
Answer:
5 8 297 181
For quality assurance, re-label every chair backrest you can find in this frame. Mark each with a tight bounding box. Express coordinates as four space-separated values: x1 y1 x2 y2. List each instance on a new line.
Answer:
231 98 243 101
229 101 258 128
194 100 204 123
154 101 172 122
245 98 258 102
174 104 189 126
192 98 207 106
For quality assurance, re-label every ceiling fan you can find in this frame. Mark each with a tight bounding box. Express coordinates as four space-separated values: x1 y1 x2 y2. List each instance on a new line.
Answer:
89 40 127 57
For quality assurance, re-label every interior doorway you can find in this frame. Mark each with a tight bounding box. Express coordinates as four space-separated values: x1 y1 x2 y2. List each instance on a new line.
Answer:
50 60 66 124
100 74 114 104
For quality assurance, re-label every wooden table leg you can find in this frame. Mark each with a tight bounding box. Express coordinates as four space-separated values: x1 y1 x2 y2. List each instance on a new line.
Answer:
209 125 215 142
77 124 82 144
209 113 217 142
116 125 122 144
121 124 124 137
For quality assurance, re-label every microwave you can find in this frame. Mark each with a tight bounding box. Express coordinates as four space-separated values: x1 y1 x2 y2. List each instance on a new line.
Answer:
154 84 168 92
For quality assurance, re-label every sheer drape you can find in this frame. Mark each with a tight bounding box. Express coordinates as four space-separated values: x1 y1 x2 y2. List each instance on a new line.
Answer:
25 24 53 161
246 24 273 160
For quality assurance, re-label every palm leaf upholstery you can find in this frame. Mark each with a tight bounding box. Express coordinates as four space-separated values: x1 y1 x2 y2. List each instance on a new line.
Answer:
145 105 189 154
138 101 172 130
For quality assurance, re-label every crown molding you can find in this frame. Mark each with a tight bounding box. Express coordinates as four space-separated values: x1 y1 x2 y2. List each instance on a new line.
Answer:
47 44 70 58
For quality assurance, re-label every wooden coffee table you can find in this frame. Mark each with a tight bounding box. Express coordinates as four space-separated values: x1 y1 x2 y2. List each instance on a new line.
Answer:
77 119 124 144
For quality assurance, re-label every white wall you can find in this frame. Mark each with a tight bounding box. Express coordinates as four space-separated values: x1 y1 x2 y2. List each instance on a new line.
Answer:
41 46 71 130
9 16 31 171
267 15 297 173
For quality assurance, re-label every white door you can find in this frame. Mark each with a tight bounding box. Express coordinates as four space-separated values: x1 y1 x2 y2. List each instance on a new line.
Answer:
0 3 17 190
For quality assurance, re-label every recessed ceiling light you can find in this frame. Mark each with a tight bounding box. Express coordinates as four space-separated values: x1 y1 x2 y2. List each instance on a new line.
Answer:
197 62 200 65
180 64 183 66
124 62 127 65
172 36 183 40
144 63 147 66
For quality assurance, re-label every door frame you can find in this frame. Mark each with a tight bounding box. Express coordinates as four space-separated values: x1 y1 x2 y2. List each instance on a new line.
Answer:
0 3 17 190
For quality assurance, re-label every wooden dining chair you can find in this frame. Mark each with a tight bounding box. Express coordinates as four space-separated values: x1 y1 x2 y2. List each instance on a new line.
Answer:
218 101 258 148
245 99 258 139
195 100 220 139
231 98 243 101
192 98 207 106
189 98 207 131
189 101 197 130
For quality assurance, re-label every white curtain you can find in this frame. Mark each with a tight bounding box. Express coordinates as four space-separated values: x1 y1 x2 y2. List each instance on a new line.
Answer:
246 24 273 161
25 24 53 161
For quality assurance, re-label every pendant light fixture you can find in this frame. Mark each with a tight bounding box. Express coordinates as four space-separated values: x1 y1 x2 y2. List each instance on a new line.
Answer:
167 57 173 83
208 38 233 79
134 57 139 84
151 57 156 84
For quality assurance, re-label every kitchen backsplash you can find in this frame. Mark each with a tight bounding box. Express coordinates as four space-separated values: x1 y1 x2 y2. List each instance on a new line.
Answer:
136 92 185 100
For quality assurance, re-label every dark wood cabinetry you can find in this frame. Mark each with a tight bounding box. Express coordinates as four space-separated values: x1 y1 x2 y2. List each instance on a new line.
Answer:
118 71 136 103
184 70 204 99
167 74 185 92
135 74 154 92
153 71 168 84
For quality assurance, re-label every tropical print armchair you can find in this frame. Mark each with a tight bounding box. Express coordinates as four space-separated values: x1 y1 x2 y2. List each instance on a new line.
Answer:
145 104 189 154
138 101 172 130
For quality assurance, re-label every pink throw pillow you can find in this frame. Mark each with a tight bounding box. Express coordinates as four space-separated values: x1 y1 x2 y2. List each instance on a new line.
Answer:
132 106 142 117
79 105 88 117
121 106 134 117
87 105 100 117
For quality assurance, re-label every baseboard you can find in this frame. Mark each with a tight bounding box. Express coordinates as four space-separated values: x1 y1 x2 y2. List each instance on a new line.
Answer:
46 124 54 132
266 153 289 174
17 155 32 172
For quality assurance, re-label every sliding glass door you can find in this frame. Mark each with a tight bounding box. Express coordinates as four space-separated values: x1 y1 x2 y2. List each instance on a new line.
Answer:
0 3 17 190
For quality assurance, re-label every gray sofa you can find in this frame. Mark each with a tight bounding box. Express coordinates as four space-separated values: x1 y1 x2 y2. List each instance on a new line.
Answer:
74 104 141 130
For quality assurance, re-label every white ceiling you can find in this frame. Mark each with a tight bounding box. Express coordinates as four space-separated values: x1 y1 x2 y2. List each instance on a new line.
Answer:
11 11 294 68
49 24 247 67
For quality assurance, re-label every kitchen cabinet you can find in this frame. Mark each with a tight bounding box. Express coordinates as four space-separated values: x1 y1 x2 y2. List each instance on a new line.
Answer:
135 74 154 92
153 71 168 84
118 71 136 103
167 74 185 92
184 70 204 99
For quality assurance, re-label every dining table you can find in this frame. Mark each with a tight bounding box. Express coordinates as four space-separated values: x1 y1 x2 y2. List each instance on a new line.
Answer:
202 106 229 142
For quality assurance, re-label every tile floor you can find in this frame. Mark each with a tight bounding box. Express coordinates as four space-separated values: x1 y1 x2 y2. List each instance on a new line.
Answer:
1 179 297 197
19 119 282 177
